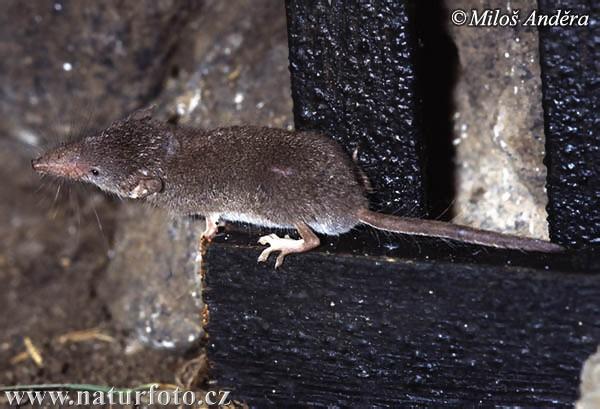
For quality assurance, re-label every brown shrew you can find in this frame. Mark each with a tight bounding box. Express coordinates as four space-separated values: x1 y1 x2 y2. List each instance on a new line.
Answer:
32 107 563 268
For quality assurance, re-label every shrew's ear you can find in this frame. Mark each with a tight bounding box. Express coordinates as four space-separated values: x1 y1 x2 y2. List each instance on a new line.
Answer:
128 176 164 199
128 105 156 122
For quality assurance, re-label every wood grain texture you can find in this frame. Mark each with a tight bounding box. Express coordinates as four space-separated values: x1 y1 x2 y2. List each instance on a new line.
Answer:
205 240 600 408
285 0 425 218
538 0 600 245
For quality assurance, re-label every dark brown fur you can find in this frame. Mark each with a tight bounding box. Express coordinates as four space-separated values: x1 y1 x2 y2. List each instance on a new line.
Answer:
154 124 368 234
32 108 563 253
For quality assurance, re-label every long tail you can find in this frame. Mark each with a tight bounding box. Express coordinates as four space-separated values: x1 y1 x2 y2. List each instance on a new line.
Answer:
357 209 563 253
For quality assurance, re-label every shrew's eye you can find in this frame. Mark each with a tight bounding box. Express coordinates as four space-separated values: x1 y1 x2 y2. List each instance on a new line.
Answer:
90 168 100 176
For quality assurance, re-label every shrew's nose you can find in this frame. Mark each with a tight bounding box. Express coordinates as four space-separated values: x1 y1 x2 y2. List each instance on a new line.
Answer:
31 157 42 171
31 154 85 178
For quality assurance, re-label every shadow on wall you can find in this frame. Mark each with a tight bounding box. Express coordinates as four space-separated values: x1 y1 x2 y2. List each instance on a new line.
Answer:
414 1 459 221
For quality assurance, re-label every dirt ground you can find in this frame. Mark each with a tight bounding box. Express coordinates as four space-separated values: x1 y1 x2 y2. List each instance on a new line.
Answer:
0 0 290 406
0 137 197 394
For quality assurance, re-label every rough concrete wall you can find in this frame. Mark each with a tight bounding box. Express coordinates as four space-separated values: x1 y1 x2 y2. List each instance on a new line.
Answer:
448 0 549 239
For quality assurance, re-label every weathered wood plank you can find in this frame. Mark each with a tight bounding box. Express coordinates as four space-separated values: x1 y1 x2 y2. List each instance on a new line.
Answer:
205 240 600 408
285 0 426 219
538 0 600 245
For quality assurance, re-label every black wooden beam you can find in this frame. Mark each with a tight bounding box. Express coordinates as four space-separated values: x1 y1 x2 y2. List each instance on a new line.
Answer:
538 0 600 246
205 241 600 408
204 2 600 408
285 0 426 221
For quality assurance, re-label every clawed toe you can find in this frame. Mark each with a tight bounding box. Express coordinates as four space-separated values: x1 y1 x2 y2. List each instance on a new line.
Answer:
257 233 302 268
258 233 278 246
256 224 320 269
257 246 274 263
275 253 287 269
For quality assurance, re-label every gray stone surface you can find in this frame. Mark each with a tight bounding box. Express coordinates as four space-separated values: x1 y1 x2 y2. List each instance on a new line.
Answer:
0 0 200 144
0 0 206 382
102 0 293 349
160 0 293 130
0 0 291 386
577 347 600 409
100 205 204 350
448 0 550 239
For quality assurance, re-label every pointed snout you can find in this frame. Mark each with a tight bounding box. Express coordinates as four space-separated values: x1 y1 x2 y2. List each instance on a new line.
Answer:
31 157 46 172
31 148 87 179
32 155 70 177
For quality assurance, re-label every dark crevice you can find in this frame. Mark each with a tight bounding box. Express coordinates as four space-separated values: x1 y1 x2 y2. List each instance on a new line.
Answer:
414 1 459 221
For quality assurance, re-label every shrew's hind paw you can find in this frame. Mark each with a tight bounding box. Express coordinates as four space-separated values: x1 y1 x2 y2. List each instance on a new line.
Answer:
257 234 305 268
256 223 320 269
